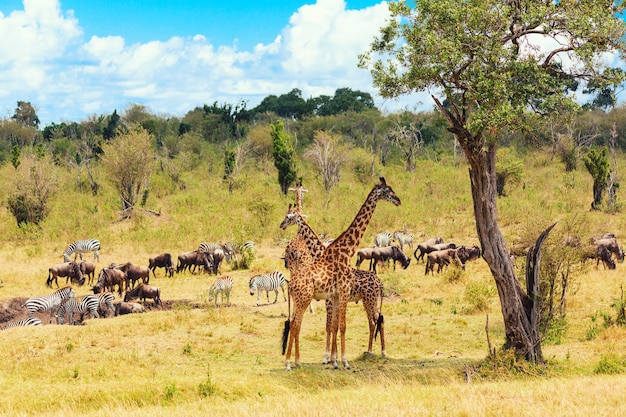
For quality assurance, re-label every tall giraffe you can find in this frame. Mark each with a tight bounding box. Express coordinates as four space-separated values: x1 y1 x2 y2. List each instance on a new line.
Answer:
282 177 399 370
280 204 386 361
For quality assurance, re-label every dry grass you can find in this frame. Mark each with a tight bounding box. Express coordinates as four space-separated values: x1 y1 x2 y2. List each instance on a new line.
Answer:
1 151 626 416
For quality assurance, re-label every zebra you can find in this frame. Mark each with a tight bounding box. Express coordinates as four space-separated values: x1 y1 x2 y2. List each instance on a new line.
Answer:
23 286 76 318
3 317 42 330
208 275 233 307
63 239 101 263
95 292 115 318
55 295 100 325
198 242 231 266
393 230 414 251
374 231 392 247
249 271 288 306
239 240 255 253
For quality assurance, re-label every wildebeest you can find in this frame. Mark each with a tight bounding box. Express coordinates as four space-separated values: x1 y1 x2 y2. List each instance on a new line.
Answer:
356 246 410 272
413 238 446 262
596 245 616 270
456 245 482 269
148 253 174 278
46 261 84 288
114 301 145 316
117 262 150 288
124 283 162 306
79 260 96 285
592 235 624 262
177 250 212 274
93 267 126 296
425 248 461 275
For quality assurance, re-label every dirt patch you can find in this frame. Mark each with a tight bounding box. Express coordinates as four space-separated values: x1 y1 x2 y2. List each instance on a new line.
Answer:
1 297 202 327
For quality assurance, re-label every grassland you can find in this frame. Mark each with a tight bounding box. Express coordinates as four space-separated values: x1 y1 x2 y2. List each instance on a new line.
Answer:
0 150 625 416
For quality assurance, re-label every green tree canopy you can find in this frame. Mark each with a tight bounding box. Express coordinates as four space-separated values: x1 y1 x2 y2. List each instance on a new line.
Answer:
271 120 298 194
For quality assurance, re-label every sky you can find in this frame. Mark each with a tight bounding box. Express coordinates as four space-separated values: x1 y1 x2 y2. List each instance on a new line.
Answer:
0 0 429 126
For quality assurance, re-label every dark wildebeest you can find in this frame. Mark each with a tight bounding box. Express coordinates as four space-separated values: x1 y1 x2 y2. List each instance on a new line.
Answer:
596 245 616 270
210 248 224 275
46 261 84 288
124 283 161 306
114 301 145 316
93 267 126 296
148 253 174 278
79 260 96 285
413 238 447 262
177 250 211 274
117 262 150 288
355 247 375 270
425 248 461 275
592 236 624 262
366 245 411 273
455 245 482 269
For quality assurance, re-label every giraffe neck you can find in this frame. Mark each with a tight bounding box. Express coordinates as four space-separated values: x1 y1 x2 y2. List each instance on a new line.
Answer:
325 187 380 261
296 215 325 260
295 186 303 215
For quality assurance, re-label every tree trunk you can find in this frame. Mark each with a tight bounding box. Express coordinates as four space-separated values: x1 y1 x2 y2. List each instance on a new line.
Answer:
464 141 545 363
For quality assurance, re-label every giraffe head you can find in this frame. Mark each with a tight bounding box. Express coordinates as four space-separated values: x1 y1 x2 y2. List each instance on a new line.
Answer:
375 177 401 206
279 204 308 230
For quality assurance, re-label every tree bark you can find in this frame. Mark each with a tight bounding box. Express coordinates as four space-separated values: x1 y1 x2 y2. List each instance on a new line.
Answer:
464 140 546 363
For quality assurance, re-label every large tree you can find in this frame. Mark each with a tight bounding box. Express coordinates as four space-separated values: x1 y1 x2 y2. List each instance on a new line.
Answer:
361 0 626 363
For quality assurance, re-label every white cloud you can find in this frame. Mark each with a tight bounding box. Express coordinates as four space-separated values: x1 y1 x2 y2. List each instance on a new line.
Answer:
1 0 418 125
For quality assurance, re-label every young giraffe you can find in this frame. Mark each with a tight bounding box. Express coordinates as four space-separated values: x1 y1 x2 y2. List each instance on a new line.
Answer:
280 204 386 361
282 177 400 370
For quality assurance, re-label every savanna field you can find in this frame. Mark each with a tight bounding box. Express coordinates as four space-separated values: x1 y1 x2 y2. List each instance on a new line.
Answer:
1 151 626 417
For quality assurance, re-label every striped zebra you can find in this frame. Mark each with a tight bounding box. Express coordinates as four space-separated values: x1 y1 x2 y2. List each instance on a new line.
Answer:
3 317 42 330
208 275 233 307
95 292 115 318
63 239 101 262
374 231 392 247
23 286 76 318
393 230 414 251
249 271 288 306
55 295 100 325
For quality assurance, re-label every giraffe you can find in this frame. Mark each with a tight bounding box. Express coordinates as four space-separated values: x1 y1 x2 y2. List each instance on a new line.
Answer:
282 177 400 370
280 203 386 361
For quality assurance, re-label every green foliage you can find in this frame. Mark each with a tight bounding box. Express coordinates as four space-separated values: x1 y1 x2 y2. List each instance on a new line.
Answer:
101 127 155 214
12 100 40 128
583 146 610 209
594 354 626 375
463 281 495 313
495 148 524 196
7 154 57 226
198 366 217 397
10 145 20 169
270 120 297 194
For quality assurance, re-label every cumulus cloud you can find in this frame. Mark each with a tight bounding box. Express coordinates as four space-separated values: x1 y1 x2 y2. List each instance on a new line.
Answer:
1 0 412 124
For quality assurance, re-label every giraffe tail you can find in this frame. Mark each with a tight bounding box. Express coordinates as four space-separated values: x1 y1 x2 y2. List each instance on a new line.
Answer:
374 286 384 341
281 320 290 355
281 282 291 355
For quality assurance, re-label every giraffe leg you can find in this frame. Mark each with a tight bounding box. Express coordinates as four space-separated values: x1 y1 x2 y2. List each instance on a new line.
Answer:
339 298 350 369
285 303 307 371
329 299 340 368
323 299 332 364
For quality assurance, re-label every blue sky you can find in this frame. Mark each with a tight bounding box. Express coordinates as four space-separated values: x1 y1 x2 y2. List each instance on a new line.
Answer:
0 0 427 125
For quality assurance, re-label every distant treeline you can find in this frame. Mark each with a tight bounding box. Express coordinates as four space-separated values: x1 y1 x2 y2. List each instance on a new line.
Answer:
2 87 626 169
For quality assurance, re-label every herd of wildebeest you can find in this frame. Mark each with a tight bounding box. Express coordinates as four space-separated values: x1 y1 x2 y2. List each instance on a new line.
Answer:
1 225 622 331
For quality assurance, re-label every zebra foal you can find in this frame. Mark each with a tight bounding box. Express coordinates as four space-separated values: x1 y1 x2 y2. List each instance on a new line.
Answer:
55 295 100 325
63 239 101 262
3 317 42 330
23 286 76 319
249 271 288 306
208 275 233 307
